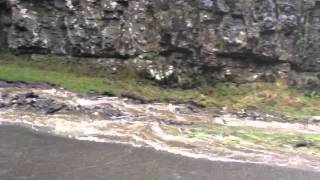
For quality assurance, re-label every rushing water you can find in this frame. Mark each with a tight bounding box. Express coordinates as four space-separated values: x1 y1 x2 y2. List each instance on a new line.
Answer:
0 86 320 172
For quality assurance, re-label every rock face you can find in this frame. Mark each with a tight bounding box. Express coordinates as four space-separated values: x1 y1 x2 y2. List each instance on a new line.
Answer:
0 0 10 49
0 0 320 88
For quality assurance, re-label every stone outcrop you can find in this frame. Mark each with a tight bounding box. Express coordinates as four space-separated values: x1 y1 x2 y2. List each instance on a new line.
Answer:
0 0 320 88
0 0 10 49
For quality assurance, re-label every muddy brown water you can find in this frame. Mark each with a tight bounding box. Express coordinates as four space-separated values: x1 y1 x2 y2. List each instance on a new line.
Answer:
1 84 320 173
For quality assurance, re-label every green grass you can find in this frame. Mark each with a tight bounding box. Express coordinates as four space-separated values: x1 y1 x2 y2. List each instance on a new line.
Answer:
186 124 320 155
0 50 319 119
304 90 320 99
0 64 109 92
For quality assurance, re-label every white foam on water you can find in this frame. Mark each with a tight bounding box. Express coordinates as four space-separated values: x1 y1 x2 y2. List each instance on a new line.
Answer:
1 87 320 172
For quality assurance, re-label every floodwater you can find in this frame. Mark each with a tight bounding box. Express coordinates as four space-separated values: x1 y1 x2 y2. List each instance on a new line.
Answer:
0 86 320 173
0 125 319 180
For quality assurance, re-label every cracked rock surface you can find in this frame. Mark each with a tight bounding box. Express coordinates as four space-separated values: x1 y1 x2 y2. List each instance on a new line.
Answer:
0 0 320 88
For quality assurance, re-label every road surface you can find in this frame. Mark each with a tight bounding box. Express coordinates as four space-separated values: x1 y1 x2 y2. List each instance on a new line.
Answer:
0 125 319 180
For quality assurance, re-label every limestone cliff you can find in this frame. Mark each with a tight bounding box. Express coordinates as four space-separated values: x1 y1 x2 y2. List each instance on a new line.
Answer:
0 0 319 88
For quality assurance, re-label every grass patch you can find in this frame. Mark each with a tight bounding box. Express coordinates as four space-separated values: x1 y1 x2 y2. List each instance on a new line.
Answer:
187 124 320 154
0 51 319 118
304 90 320 99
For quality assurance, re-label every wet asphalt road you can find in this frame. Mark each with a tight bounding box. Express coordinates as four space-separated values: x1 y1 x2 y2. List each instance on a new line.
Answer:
0 125 319 180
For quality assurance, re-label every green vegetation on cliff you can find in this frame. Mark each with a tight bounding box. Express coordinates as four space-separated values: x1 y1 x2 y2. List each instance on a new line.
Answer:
0 50 319 119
